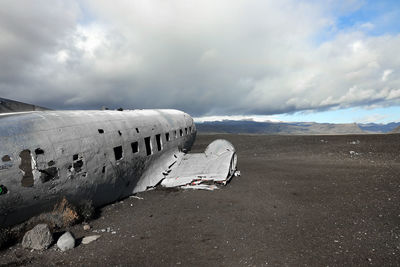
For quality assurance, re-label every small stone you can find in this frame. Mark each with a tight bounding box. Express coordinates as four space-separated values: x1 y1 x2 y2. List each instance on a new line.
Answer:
81 235 101 245
106 227 111 233
22 224 53 251
83 224 91 231
57 232 75 251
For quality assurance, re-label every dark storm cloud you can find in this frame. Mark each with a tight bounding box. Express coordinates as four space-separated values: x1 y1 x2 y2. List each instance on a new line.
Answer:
0 0 399 116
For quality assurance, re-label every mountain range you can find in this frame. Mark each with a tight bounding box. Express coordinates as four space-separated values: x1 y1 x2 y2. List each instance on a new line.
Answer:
196 120 400 135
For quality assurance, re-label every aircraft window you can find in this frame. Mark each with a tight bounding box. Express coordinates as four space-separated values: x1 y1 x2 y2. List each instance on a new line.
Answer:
144 137 152 156
118 130 122 136
180 129 183 137
165 132 170 142
156 134 162 151
189 126 192 133
2 155 10 162
136 128 140 133
113 146 123 161
102 166 106 174
35 148 44 155
185 128 188 135
19 150 34 187
98 129 104 134
131 142 139 153
174 130 177 139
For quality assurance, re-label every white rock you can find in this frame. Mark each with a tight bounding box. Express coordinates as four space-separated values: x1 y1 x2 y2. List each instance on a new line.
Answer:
83 224 91 231
22 224 53 251
81 235 101 245
57 232 75 251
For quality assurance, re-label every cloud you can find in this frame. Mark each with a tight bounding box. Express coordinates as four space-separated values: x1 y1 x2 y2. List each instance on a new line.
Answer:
0 0 399 116
382 69 393 81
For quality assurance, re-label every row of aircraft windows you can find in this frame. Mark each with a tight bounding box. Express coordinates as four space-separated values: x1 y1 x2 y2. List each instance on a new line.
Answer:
0 126 193 165
112 126 193 161
97 126 193 138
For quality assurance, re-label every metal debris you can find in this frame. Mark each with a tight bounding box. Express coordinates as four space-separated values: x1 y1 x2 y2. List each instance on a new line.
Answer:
81 235 101 245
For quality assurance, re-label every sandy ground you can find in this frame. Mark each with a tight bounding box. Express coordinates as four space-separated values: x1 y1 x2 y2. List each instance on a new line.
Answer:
1 134 400 266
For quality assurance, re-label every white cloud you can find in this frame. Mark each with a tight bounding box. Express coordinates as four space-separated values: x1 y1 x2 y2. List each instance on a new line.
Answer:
382 69 393 81
0 0 399 116
360 22 375 30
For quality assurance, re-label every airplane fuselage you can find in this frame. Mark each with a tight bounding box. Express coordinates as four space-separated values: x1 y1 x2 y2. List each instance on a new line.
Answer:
0 109 196 226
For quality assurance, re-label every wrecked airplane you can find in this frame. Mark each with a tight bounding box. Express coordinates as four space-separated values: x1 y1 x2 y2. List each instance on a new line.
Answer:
0 107 237 227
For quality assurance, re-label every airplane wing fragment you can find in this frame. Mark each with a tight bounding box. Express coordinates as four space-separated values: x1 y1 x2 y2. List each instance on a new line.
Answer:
161 139 238 189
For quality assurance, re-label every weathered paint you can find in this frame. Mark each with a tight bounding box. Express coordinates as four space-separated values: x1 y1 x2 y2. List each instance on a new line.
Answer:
0 109 196 227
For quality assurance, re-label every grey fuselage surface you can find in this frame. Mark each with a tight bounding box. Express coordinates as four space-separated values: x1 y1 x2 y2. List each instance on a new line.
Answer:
0 109 196 227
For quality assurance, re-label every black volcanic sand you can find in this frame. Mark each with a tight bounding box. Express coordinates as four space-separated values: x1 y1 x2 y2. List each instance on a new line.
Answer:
1 134 400 266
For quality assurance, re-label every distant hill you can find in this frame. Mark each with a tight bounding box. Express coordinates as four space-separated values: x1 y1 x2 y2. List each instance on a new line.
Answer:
389 126 400 134
0 98 49 113
358 122 400 133
196 120 365 135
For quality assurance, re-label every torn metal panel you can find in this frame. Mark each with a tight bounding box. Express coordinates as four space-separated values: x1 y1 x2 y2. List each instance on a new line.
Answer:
161 139 237 188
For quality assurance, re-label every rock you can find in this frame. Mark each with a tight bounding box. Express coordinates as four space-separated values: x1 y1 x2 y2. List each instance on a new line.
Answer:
57 232 75 251
22 224 53 250
83 224 91 231
81 235 101 245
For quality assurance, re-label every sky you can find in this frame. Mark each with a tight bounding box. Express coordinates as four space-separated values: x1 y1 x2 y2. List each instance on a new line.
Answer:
0 0 400 123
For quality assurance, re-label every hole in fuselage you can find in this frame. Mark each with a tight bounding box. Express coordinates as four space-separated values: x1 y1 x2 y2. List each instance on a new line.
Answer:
156 134 162 151
131 142 139 153
0 185 8 195
35 148 44 155
73 160 84 172
114 146 123 161
39 167 59 183
2 155 11 162
144 137 152 156
19 149 33 187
